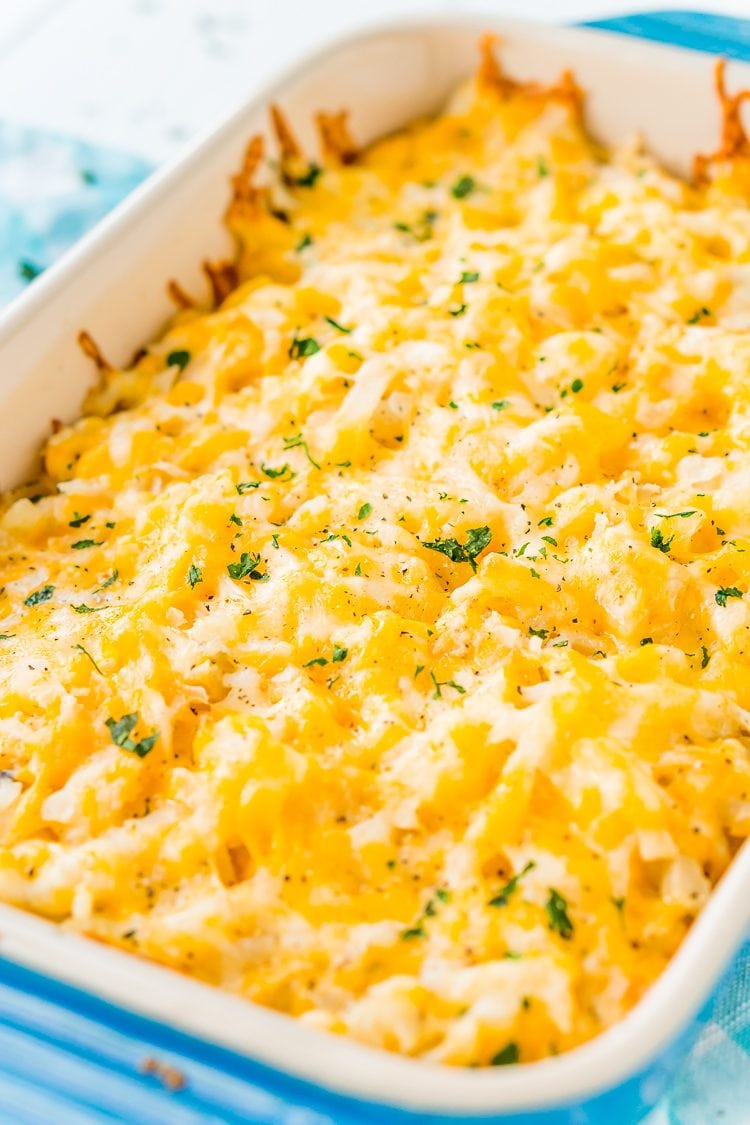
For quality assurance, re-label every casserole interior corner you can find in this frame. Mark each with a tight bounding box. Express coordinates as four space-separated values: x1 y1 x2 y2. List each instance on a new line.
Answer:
2 28 750 1076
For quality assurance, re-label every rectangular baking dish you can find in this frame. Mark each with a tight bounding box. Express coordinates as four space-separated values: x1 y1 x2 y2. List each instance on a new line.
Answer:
1 13 750 1124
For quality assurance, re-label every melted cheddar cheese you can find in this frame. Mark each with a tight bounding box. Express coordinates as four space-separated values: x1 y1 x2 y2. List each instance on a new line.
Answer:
2 44 750 1068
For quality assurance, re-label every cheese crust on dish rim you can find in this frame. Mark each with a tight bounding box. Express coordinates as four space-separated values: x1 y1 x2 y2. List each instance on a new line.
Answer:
1 37 750 1069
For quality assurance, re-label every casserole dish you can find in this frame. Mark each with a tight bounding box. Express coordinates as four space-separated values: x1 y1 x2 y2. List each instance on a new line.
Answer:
1 11 750 1123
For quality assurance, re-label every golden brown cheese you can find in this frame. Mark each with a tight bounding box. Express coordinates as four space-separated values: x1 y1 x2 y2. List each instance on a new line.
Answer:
2 43 750 1067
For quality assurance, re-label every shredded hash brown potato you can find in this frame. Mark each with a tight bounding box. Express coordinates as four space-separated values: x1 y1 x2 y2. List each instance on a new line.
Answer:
3 39 750 1067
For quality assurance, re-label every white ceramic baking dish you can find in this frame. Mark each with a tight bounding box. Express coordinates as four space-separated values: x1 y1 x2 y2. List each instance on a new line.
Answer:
1 16 749 1123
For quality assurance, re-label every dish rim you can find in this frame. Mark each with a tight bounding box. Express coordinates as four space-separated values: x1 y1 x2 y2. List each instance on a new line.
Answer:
0 12 749 1115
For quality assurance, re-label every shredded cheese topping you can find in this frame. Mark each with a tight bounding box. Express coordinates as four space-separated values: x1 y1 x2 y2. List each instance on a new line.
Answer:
2 41 750 1067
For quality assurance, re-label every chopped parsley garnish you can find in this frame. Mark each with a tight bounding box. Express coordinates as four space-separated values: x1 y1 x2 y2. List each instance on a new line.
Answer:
570 378 584 394
459 270 480 284
229 514 243 526
701 645 710 668
290 163 322 188
541 535 557 547
546 889 573 939
451 174 476 199
449 304 467 317
69 512 91 528
289 335 321 360
283 433 321 470
95 569 118 592
650 527 673 553
429 671 466 699
166 349 191 371
304 657 328 667
72 604 104 614
24 585 54 607
271 533 280 549
227 552 265 581
657 510 697 519
640 637 653 646
488 861 536 908
492 400 509 411
401 925 426 940
295 233 313 252
72 642 103 676
324 315 352 334
261 462 291 479
422 525 491 573
187 563 202 589
716 586 743 607
491 1043 520 1066
18 258 42 282
105 712 159 758
358 502 372 520
538 516 553 527
536 156 549 178
394 211 437 242
687 306 711 324
71 539 102 550
0 633 15 640
528 626 548 639
236 481 261 494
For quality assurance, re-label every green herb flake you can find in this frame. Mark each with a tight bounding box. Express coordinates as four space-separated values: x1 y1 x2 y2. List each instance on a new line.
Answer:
72 604 104 614
324 315 352 334
451 175 476 199
492 400 509 411
291 163 322 188
640 637 653 646
24 585 54 608
227 552 265 581
288 335 321 360
105 712 159 758
95 569 118 592
491 1043 520 1067
166 349 191 371
332 644 348 663
72 642 104 676
650 527 673 554
701 645 710 668
541 535 557 547
304 657 328 668
716 586 743 607
69 512 91 528
400 925 426 941
488 861 536 908
422 525 491 573
71 539 103 550
236 481 261 494
459 270 480 284
358 502 373 520
528 626 548 639
295 233 313 252
229 514 243 526
188 563 202 589
449 304 467 318
283 433 321 470
546 889 573 939
687 306 711 324
261 462 291 479
18 258 43 282
536 156 550 178
570 378 584 394
657 510 697 520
